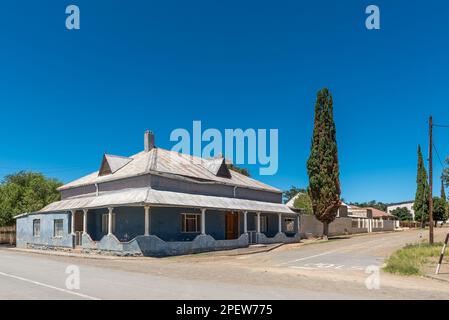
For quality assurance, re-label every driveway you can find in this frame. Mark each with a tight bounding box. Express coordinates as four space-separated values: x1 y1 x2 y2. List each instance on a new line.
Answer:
0 228 448 300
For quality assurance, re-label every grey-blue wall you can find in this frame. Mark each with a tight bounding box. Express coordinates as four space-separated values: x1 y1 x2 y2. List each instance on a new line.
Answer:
85 206 228 242
150 207 226 242
16 212 73 248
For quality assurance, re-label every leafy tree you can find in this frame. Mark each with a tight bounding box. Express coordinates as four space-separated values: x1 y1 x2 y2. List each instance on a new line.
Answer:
283 186 307 203
227 164 250 177
433 197 448 224
391 207 413 221
0 171 62 226
441 157 449 188
414 145 429 227
293 193 313 215
307 88 341 239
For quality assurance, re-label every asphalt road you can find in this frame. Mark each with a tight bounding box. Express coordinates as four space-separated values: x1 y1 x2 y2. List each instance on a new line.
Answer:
259 228 440 272
0 228 448 300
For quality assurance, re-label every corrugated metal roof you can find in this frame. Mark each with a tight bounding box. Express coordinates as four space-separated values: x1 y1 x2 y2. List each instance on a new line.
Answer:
59 148 281 192
286 192 306 208
38 188 295 215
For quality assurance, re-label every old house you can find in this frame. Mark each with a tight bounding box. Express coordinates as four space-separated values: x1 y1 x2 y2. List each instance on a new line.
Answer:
15 131 298 256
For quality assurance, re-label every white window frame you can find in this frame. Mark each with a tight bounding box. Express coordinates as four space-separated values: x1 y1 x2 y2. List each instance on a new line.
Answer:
101 213 116 234
53 219 64 238
284 218 295 232
181 213 201 233
33 219 40 237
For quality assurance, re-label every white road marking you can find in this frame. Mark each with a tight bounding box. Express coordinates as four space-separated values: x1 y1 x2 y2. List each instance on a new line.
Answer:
0 271 100 300
276 236 394 267
290 262 372 271
276 250 339 266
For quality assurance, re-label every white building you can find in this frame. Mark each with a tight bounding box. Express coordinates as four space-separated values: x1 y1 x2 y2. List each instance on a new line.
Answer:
387 201 415 220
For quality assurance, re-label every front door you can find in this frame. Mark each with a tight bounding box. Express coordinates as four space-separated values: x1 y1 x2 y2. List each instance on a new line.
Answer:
225 212 239 240
74 211 84 246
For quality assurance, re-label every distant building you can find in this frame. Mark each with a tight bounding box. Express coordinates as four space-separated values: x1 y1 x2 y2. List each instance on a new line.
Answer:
387 201 415 220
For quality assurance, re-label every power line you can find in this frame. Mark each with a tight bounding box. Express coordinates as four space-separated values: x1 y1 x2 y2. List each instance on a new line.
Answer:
433 142 445 169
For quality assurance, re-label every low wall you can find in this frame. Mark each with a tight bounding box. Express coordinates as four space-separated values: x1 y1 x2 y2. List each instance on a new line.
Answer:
300 215 353 237
80 231 301 257
300 214 395 238
81 233 250 257
257 232 300 244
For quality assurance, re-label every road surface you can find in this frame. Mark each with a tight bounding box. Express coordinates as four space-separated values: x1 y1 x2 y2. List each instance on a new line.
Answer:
1 228 448 299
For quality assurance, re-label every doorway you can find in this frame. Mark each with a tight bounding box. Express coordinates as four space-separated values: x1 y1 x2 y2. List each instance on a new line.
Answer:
225 212 239 240
74 211 84 246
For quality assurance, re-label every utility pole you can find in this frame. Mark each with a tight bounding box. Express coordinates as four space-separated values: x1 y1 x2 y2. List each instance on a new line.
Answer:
429 116 434 244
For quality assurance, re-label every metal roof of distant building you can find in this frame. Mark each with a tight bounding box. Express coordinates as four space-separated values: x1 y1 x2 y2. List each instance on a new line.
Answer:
366 207 393 218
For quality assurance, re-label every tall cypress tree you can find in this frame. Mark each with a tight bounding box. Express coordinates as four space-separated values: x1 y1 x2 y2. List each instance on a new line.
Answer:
414 145 429 227
307 88 341 239
441 178 446 203
441 178 448 223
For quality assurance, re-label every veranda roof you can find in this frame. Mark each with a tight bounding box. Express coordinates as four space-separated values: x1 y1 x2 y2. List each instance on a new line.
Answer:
31 188 295 215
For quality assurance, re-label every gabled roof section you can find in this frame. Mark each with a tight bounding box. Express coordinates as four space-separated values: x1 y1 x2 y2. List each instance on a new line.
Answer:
201 157 231 178
59 148 281 193
98 154 133 176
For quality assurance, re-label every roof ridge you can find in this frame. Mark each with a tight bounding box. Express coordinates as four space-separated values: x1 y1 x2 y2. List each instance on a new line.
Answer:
104 154 132 160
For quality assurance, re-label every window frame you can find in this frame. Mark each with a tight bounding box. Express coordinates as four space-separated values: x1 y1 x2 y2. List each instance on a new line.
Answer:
33 219 41 237
53 219 64 238
181 213 201 233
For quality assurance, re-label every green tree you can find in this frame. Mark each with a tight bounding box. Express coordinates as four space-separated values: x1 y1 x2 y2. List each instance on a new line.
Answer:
307 88 341 239
227 164 250 177
414 145 429 227
441 157 449 188
293 193 313 215
0 171 62 226
283 186 306 203
441 179 448 224
391 207 413 221
433 197 448 224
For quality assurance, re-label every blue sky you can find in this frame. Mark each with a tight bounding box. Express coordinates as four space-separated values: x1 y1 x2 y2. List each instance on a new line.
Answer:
0 0 448 203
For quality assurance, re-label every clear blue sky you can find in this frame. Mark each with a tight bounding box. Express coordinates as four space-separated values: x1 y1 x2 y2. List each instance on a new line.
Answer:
0 0 448 203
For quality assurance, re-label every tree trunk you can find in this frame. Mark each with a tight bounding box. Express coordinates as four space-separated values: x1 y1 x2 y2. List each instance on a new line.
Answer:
323 222 329 240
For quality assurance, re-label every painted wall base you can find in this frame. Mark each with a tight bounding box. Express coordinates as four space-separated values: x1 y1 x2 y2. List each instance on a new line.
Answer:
80 233 250 257
21 232 301 257
256 232 300 244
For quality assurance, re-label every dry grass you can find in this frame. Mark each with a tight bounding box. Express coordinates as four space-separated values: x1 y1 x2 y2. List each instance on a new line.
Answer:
383 243 443 276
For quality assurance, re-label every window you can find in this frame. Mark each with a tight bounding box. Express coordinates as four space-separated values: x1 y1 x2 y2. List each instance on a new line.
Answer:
101 214 116 234
181 213 201 233
255 216 267 233
285 218 295 232
54 219 64 238
33 219 40 237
